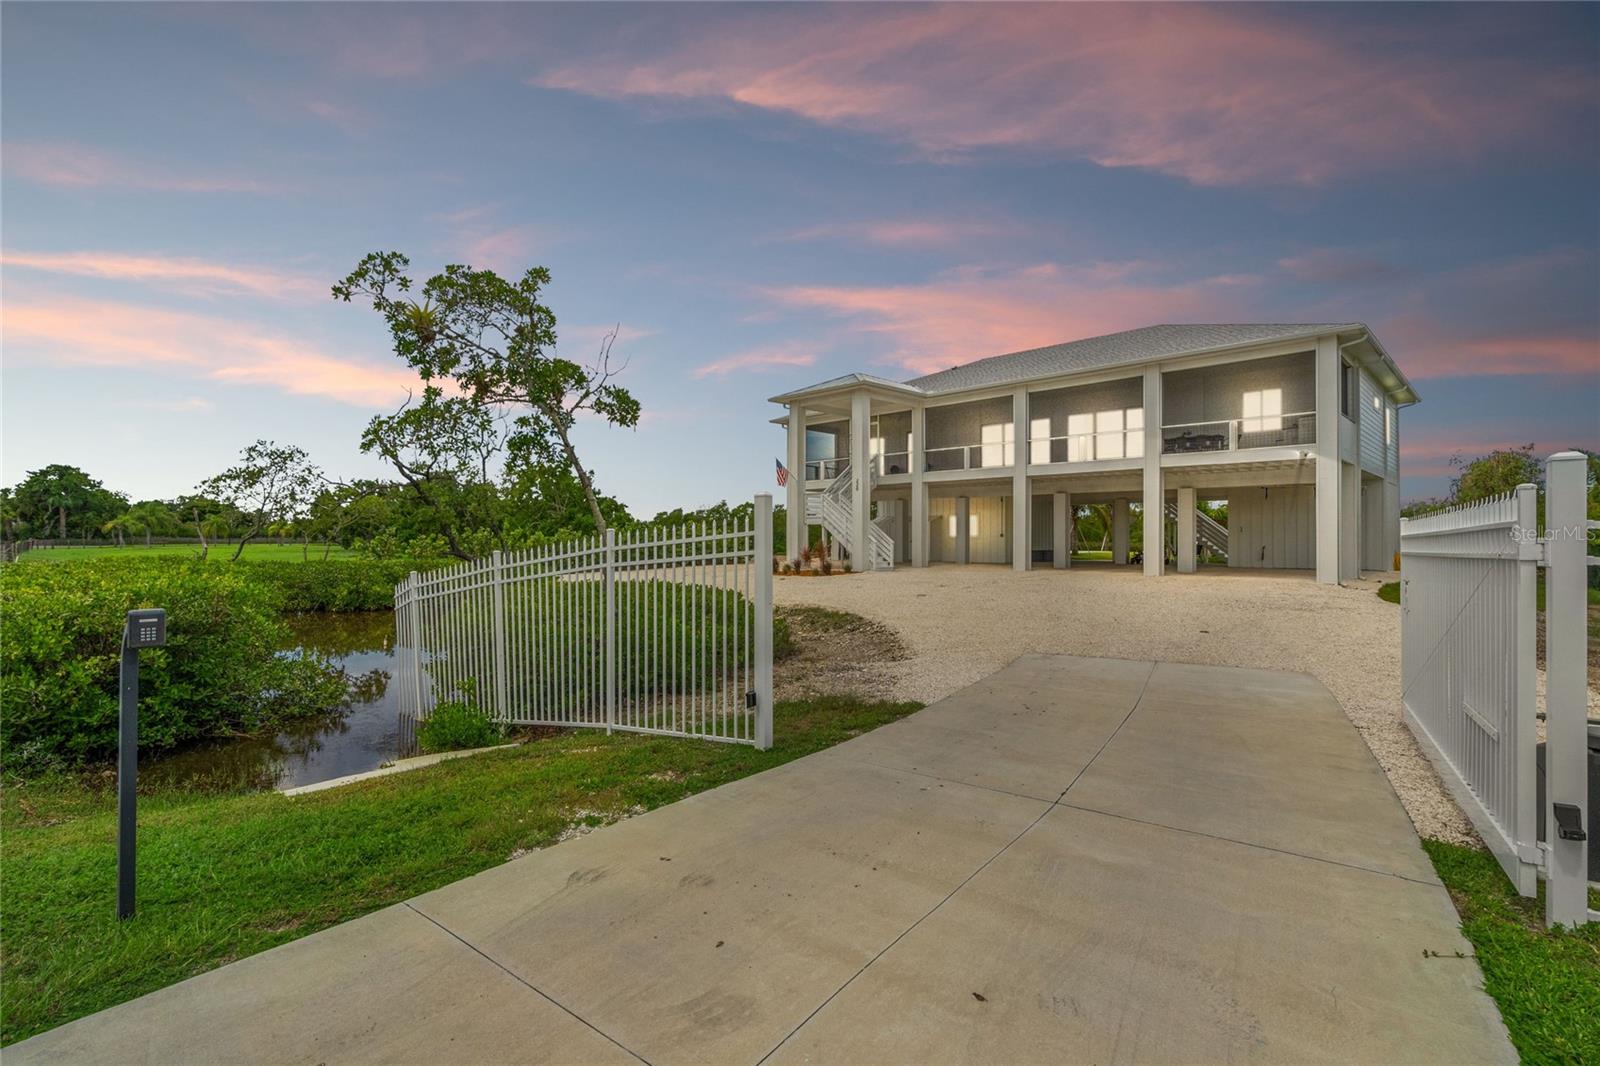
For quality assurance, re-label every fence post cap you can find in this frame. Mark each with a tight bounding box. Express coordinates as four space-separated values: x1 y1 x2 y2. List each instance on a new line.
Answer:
1546 450 1587 462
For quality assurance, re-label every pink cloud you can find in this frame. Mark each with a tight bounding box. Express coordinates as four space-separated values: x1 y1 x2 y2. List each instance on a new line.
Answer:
693 345 818 378
3 297 419 407
3 142 274 193
1396 330 1598 379
1 250 322 301
534 6 1595 187
785 219 1015 248
461 226 542 273
762 262 1259 375
1371 249 1599 378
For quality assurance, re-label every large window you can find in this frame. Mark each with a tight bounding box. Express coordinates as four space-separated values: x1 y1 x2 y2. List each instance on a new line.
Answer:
980 422 1014 467
1242 388 1283 433
1029 418 1051 464
1063 407 1143 461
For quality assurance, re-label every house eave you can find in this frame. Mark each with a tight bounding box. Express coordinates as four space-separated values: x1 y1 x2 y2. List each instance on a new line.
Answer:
768 323 1419 412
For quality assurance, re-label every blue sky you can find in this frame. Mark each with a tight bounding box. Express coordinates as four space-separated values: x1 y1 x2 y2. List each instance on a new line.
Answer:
3 2 1596 513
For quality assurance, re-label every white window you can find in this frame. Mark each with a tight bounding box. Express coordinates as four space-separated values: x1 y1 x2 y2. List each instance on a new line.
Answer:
1096 409 1124 459
1126 407 1144 458
980 422 1013 467
1029 417 1051 464
948 515 957 537
1066 413 1094 462
970 514 980 537
1242 388 1282 433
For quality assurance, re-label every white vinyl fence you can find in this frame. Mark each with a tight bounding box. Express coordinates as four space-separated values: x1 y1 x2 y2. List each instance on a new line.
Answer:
394 494 774 749
1401 451 1595 928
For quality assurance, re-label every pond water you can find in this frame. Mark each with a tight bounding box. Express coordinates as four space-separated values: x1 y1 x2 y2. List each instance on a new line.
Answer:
142 612 412 792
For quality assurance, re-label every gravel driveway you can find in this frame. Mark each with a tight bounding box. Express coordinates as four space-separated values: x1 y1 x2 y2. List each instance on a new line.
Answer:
776 564 1476 844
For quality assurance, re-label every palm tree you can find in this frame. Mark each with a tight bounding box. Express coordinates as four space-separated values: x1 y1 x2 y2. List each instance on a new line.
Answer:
100 513 131 547
124 501 177 547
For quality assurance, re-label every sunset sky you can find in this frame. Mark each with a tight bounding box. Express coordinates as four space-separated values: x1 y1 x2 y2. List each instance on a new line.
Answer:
3 2 1596 513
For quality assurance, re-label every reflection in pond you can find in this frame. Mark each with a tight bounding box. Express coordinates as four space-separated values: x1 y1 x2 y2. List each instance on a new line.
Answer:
143 612 411 792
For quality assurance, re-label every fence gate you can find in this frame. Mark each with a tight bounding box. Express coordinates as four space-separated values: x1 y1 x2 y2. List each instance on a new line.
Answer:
394 494 774 749
1401 451 1595 928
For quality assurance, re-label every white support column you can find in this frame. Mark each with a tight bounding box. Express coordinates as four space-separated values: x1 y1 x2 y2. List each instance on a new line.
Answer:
911 404 928 567
1341 461 1361 582
1544 453 1591 928
1314 335 1341 584
1012 387 1029 571
1053 491 1069 569
1112 498 1130 565
785 403 806 563
1142 367 1163 576
850 391 872 570
956 496 970 565
1176 486 1197 573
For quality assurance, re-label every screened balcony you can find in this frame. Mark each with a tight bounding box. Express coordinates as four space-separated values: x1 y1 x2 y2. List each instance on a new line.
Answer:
803 420 850 481
874 410 913 474
924 396 1015 471
1160 352 1316 455
1027 377 1144 464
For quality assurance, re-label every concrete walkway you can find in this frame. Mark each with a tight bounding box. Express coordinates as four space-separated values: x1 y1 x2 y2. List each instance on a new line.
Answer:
10 656 1513 1065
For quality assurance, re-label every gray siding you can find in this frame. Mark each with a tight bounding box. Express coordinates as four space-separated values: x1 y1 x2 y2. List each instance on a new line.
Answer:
1359 372 1385 476
1162 351 1316 426
1029 377 1142 436
925 396 1013 449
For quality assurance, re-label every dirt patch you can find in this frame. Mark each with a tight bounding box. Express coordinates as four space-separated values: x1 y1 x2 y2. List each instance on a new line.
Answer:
773 605 909 703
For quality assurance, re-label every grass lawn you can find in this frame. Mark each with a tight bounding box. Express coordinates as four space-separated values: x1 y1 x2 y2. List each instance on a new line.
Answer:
1424 840 1600 1064
0 694 921 1046
1377 575 1598 613
15 543 355 563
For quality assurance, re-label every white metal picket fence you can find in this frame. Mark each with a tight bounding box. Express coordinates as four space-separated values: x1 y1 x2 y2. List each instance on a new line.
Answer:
1401 451 1595 928
394 494 774 749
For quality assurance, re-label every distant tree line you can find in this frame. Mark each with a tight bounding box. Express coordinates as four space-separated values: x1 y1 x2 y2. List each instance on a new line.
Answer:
1400 444 1599 518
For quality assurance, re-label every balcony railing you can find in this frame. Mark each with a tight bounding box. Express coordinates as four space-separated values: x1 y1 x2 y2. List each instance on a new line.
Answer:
804 458 850 481
924 444 1014 471
1161 412 1316 455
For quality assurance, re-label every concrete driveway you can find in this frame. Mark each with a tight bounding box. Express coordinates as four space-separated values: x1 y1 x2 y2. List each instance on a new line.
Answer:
10 656 1513 1065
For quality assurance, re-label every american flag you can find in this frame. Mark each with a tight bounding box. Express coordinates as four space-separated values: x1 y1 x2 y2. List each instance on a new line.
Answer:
775 459 789 487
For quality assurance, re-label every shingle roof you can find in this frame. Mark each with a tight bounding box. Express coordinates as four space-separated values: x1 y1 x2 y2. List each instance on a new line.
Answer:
904 323 1358 394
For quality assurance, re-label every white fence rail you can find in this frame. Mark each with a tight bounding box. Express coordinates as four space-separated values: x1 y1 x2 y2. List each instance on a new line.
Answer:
1401 452 1595 928
394 494 774 749
1400 487 1539 893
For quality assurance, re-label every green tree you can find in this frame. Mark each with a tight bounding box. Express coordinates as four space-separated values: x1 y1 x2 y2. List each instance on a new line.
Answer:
359 389 507 560
122 500 180 546
11 465 125 539
0 488 20 541
1450 444 1543 504
199 441 324 560
334 252 641 534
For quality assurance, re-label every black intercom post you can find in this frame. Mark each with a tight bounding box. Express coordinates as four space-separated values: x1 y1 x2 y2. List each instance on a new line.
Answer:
119 608 166 920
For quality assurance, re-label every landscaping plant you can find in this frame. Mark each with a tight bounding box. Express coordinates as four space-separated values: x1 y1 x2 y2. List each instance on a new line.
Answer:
416 698 502 754
0 560 346 769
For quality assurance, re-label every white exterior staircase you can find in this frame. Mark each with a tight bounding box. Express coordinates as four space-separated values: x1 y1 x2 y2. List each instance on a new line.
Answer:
803 462 895 570
1164 502 1229 559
